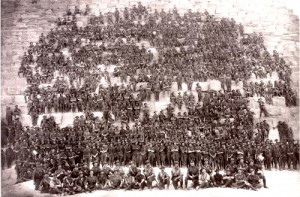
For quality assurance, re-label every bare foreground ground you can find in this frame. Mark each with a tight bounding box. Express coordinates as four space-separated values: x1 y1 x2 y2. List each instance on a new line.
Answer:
1 166 300 197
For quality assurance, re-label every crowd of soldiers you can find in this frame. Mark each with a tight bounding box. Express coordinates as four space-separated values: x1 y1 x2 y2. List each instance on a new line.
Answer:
1 2 299 195
17 1 297 126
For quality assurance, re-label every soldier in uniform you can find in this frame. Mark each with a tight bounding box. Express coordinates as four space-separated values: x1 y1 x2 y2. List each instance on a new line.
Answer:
171 161 183 189
91 161 101 177
33 162 45 190
157 166 170 189
143 160 156 189
258 99 269 118
232 168 246 189
196 168 210 189
109 169 123 189
245 168 262 191
85 170 99 192
171 143 180 166
180 143 188 167
184 161 199 189
16 168 32 184
5 145 15 168
39 172 51 193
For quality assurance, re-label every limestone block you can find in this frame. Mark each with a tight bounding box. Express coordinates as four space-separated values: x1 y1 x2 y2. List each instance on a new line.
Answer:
209 80 221 91
6 87 21 95
266 105 282 116
20 115 32 127
272 97 286 107
248 97 265 109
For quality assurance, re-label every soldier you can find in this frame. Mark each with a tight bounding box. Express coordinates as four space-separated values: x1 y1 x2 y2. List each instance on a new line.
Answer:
28 105 39 126
171 143 180 166
248 159 268 188
143 160 156 189
39 172 51 193
245 168 262 191
157 166 170 190
196 168 210 189
180 143 188 167
100 144 108 167
91 161 101 177
171 161 183 189
147 143 155 166
6 107 13 126
196 83 202 102
212 168 224 187
258 99 269 118
33 162 45 190
123 142 132 165
126 169 146 190
15 168 32 184
5 145 15 168
49 175 64 194
187 143 195 165
85 170 99 192
159 143 166 167
184 161 199 189
232 168 246 189
1 149 5 170
74 171 86 193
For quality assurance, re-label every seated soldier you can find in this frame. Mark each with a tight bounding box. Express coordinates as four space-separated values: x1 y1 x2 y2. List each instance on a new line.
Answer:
126 169 146 190
49 175 63 194
212 168 224 187
15 165 31 184
143 160 156 189
245 168 262 191
196 168 210 190
63 171 75 195
232 168 247 189
109 170 122 189
171 161 183 189
222 168 235 188
184 161 199 189
85 170 99 192
98 171 110 190
157 166 170 189
39 172 51 193
74 171 86 193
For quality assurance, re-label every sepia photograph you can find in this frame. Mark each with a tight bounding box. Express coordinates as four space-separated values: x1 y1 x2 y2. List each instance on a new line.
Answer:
1 0 299 196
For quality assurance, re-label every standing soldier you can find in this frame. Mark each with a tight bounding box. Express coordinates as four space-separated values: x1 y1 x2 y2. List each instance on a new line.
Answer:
196 83 202 102
33 162 45 190
123 142 132 165
147 143 155 166
176 75 183 91
187 143 195 165
29 105 39 126
171 143 180 166
6 107 13 126
100 144 108 167
258 99 269 118
159 143 166 167
5 145 15 168
180 143 188 167
1 149 5 170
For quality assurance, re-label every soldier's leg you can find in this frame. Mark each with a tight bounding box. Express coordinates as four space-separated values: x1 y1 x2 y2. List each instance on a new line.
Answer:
184 177 189 188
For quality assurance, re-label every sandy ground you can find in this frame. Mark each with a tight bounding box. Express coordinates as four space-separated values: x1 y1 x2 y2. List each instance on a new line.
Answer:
2 166 300 197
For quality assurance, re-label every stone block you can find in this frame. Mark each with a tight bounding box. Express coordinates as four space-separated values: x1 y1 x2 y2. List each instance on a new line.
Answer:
6 87 21 95
272 97 286 107
209 80 221 91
